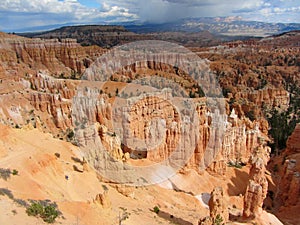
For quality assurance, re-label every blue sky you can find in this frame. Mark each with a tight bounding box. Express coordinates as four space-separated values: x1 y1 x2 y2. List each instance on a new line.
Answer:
1 0 300 32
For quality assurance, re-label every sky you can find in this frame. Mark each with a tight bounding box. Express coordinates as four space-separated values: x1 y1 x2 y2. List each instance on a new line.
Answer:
0 0 300 32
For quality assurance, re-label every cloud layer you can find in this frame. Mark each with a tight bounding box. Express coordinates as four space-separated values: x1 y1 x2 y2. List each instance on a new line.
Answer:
0 0 138 31
1 0 299 32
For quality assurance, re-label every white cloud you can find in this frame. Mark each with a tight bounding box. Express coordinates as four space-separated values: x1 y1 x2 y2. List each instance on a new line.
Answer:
259 7 273 16
274 6 300 13
0 0 79 13
0 0 138 31
0 0 138 18
100 2 138 19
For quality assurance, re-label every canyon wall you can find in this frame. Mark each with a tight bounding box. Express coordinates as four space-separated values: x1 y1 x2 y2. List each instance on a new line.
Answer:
277 124 300 207
272 124 300 224
0 32 104 78
0 33 290 182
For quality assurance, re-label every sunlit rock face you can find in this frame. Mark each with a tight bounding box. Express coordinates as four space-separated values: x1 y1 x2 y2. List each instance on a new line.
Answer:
243 144 270 218
274 124 300 214
209 187 229 223
0 34 272 185
69 81 268 185
286 123 300 155
0 33 104 79
9 38 86 74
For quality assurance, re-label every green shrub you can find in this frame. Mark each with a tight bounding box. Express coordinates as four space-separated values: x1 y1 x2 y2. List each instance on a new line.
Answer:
153 206 160 214
66 129 75 140
26 201 60 223
26 202 43 217
12 169 18 176
42 205 59 223
227 161 243 169
214 214 224 225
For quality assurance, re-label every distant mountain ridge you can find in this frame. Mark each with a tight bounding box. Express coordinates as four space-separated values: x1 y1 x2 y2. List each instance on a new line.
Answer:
18 25 230 48
16 17 300 48
125 17 300 37
14 17 300 37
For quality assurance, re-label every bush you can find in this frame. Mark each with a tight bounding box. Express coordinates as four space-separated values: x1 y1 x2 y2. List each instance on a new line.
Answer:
153 206 160 214
26 202 43 217
26 201 60 223
214 214 224 225
66 129 75 141
12 169 18 176
227 161 243 169
42 205 59 223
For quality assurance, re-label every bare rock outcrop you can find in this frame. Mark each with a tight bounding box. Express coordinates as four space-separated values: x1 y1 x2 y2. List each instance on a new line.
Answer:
121 92 182 162
243 144 270 218
208 187 229 223
198 186 229 225
0 66 267 183
266 124 300 225
97 123 125 161
279 159 300 206
114 184 135 198
234 88 290 110
9 38 103 75
286 123 300 155
93 192 111 209
30 92 72 130
198 216 213 225
119 91 264 176
0 33 104 79
207 108 266 175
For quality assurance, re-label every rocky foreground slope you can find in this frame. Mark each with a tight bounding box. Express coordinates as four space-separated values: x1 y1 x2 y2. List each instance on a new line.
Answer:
0 123 283 225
